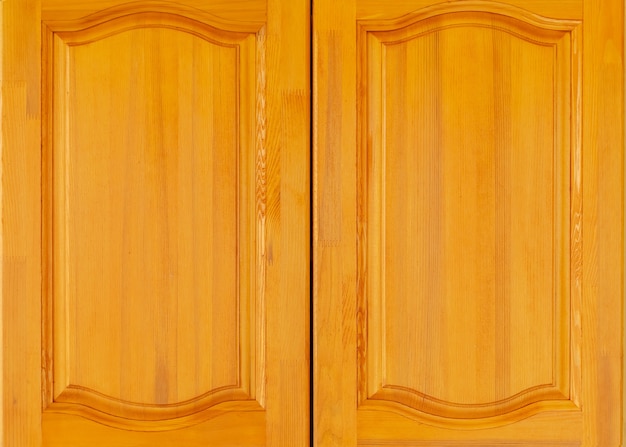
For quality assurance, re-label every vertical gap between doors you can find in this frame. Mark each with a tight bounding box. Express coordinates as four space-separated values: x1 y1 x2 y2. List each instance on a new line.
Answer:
309 1 314 446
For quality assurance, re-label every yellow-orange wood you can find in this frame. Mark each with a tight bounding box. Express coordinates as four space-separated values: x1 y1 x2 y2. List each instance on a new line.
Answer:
1 0 623 446
313 0 622 445
2 0 309 445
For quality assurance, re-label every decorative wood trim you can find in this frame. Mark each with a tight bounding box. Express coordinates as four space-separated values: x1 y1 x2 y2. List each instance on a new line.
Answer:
42 1 263 34
356 2 582 427
41 22 55 413
47 385 253 421
44 13 257 49
568 23 583 411
358 398 580 431
254 24 267 411
44 399 264 431
357 1 581 32
40 5 268 430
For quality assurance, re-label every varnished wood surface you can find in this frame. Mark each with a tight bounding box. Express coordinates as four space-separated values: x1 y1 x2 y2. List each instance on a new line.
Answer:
4 0 309 445
42 411 266 446
42 0 266 22
581 0 623 444
263 0 311 445
44 11 258 418
0 0 622 445
314 0 622 445
2 0 42 445
313 1 358 447
359 6 580 422
358 408 583 444
356 0 582 20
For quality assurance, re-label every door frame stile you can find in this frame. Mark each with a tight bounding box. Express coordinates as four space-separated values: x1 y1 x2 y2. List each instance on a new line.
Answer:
1 0 43 445
312 0 358 445
581 0 624 444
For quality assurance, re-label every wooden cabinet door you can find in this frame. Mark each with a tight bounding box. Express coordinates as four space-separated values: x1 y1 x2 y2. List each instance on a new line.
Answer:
313 0 622 445
2 0 309 445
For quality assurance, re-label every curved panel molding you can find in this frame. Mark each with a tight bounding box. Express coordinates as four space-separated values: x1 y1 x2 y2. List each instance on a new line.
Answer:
359 398 580 431
41 3 267 431
44 398 264 431
43 0 263 37
357 1 581 32
356 1 581 428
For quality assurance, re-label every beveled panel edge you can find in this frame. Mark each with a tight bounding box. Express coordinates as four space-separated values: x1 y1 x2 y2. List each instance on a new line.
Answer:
45 385 255 422
359 10 580 51
42 0 263 35
367 384 569 420
355 5 583 421
356 1 581 32
40 18 268 419
356 0 583 22
44 11 257 48
357 397 580 431
567 23 583 410
43 397 264 431
254 25 268 409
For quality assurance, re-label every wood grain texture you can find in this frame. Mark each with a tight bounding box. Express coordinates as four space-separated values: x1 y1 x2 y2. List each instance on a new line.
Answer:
314 0 622 445
581 0 624 444
264 0 310 445
42 7 261 428
357 408 583 444
42 0 266 23
41 1 263 34
1 0 42 446
357 0 582 21
357 6 581 424
313 0 358 446
42 410 266 446
4 0 309 444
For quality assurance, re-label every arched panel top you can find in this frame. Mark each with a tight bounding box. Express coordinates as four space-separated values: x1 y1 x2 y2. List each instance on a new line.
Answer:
358 1 581 45
41 0 267 432
356 0 583 430
44 1 263 46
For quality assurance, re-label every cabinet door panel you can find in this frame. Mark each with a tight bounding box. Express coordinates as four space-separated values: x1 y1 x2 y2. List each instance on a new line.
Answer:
313 0 622 445
2 0 309 445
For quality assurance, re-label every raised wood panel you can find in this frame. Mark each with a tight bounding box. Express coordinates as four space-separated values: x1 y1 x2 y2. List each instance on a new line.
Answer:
357 4 582 427
41 5 265 429
3 0 310 444
315 0 622 444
